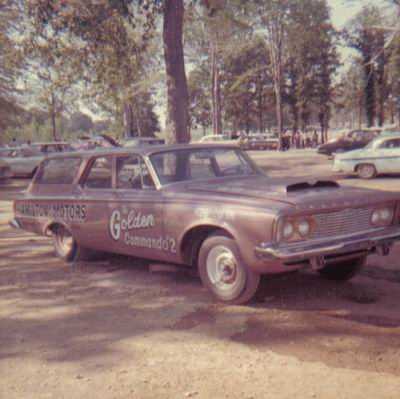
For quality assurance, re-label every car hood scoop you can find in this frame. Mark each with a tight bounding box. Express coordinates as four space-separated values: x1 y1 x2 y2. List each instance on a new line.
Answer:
283 180 340 193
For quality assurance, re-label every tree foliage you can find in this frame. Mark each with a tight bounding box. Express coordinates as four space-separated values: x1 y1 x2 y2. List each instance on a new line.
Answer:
0 0 24 137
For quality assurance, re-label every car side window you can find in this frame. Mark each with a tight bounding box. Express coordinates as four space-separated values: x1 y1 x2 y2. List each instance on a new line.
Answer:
36 157 82 184
116 155 155 190
380 139 400 149
84 157 112 189
188 152 215 179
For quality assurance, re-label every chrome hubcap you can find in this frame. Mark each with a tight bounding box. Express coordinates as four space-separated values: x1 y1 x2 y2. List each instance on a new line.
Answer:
55 227 73 256
360 165 374 178
206 245 245 298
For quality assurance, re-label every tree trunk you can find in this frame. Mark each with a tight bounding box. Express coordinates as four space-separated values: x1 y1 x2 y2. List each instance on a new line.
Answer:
131 102 143 137
50 92 57 141
364 58 375 127
376 30 387 127
275 86 283 146
290 101 299 133
163 0 190 144
51 111 57 141
123 102 134 138
211 41 222 135
358 91 363 128
266 20 284 149
257 77 264 133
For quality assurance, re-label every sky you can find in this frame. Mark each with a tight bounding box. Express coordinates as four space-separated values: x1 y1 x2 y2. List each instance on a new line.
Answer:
329 0 364 29
328 0 389 29
328 0 391 65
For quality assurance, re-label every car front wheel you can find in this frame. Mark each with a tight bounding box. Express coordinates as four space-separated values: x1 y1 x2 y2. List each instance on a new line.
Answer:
198 234 260 304
318 256 366 281
357 164 377 179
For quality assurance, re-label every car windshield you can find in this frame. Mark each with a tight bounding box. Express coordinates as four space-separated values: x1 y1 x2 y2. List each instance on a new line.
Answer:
365 138 382 150
150 148 259 185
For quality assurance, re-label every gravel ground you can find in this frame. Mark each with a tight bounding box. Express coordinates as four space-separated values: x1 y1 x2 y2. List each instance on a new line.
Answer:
1 149 400 399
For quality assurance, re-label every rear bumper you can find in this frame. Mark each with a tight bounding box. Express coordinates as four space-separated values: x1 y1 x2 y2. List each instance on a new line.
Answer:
255 227 400 263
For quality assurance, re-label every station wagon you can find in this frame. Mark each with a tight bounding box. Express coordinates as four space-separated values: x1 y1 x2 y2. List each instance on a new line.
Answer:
10 144 400 304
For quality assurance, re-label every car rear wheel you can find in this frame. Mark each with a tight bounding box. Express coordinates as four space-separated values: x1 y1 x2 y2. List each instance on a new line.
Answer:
198 235 260 304
357 164 377 179
53 225 95 262
318 256 366 281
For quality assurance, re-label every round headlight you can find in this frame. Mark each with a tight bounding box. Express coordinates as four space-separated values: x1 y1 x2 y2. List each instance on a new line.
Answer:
282 221 294 239
297 219 311 237
380 208 393 222
371 207 393 226
371 210 381 225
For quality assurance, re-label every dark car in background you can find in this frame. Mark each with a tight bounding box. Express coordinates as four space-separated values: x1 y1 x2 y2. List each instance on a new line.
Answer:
318 129 381 157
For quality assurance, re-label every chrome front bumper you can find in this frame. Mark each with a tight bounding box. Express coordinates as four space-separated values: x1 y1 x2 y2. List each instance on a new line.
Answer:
255 227 400 263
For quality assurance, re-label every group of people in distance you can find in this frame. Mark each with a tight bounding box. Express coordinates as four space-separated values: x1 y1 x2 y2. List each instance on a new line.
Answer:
281 130 320 151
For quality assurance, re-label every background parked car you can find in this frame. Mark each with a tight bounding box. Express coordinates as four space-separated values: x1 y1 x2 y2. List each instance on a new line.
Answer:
333 134 400 179
318 128 381 157
196 134 239 145
0 142 72 178
72 134 120 150
239 133 279 151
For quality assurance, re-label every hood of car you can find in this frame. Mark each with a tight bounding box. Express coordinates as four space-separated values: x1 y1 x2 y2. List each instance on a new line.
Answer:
335 148 370 160
169 175 391 210
319 139 344 150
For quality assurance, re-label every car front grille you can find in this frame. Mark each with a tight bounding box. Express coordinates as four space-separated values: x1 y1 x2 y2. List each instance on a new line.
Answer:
310 207 375 240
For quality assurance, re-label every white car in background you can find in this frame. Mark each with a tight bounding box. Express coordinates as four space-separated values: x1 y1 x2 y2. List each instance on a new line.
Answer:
0 142 73 178
333 135 400 179
197 134 239 145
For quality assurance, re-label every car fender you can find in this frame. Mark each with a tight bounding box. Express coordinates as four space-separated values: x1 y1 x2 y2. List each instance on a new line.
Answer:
42 219 71 237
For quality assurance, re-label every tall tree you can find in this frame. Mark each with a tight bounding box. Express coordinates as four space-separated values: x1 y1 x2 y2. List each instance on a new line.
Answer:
0 0 23 137
345 6 388 127
222 37 272 134
187 66 212 135
285 0 338 140
163 0 190 143
27 0 188 143
255 0 291 148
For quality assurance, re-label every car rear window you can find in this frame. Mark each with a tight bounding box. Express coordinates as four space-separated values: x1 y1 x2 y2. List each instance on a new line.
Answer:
35 157 82 184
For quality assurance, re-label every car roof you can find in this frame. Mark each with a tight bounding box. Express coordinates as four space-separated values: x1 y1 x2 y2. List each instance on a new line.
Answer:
46 143 240 159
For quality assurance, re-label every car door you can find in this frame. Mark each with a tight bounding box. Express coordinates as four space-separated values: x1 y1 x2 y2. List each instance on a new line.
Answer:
388 139 400 173
374 138 400 173
74 155 116 252
110 154 170 261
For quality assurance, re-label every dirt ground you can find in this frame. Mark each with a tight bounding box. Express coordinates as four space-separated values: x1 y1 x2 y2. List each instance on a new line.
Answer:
1 150 400 399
